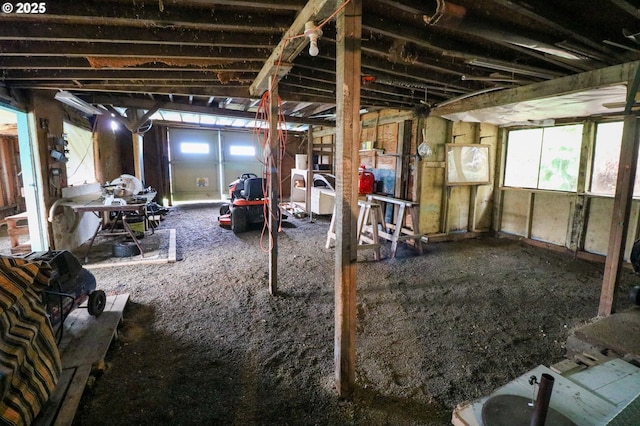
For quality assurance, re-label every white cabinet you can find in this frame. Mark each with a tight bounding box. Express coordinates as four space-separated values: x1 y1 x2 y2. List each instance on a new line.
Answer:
311 187 335 215
290 168 310 210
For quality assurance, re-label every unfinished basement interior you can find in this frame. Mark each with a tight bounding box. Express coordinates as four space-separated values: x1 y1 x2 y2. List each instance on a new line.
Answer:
2 1 640 425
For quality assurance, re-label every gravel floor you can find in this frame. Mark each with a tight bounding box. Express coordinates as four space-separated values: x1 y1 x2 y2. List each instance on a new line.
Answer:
58 202 638 426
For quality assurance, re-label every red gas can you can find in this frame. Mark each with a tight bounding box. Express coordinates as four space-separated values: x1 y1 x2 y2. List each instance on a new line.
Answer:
358 165 375 194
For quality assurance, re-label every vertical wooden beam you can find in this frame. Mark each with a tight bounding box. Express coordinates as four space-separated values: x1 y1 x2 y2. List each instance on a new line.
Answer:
568 121 595 252
396 120 412 200
493 128 507 233
0 139 10 206
467 124 480 232
599 114 639 316
334 0 361 398
526 192 535 239
132 133 144 183
307 126 314 221
269 85 280 296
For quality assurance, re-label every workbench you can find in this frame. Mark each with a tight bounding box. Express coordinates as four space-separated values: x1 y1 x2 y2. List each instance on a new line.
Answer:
6 211 31 254
69 201 147 263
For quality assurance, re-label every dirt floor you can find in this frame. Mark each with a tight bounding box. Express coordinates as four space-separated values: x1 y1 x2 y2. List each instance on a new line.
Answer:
63 203 637 426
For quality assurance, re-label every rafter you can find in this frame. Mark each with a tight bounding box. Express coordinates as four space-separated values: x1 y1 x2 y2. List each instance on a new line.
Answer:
250 0 338 96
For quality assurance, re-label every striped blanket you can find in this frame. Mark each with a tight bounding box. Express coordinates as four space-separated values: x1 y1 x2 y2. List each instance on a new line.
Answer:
0 256 61 426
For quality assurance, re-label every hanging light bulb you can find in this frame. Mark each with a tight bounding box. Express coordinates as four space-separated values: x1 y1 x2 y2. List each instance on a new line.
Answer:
304 21 322 57
309 38 319 57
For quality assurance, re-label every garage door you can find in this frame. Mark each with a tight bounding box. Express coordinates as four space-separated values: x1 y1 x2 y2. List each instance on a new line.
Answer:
220 130 264 191
168 128 221 202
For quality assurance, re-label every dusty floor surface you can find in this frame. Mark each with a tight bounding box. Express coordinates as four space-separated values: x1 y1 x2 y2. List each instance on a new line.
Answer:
45 203 636 426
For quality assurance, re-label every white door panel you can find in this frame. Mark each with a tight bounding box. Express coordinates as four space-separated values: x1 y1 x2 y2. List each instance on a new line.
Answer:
169 128 220 202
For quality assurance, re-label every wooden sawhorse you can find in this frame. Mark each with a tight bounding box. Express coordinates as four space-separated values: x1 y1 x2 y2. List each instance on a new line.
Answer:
365 194 424 258
325 201 383 260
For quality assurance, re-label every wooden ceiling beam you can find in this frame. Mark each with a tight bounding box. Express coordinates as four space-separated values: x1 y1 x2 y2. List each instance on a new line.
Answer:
0 57 264 72
4 69 257 82
249 0 338 96
364 12 584 74
0 23 279 48
294 54 476 94
1 41 270 61
84 94 335 126
19 84 252 98
431 60 640 116
160 0 305 11
490 0 624 58
280 81 414 108
2 2 293 32
287 68 431 101
608 0 640 19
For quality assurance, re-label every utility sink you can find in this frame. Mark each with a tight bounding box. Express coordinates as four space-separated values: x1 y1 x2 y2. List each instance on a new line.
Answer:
481 394 576 426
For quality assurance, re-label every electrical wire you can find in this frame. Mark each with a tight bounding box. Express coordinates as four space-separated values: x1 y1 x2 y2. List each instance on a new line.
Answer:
254 0 352 252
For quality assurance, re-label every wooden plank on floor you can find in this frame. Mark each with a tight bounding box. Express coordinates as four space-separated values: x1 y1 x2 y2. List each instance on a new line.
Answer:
53 364 92 426
168 228 176 263
34 293 129 426
550 358 585 375
58 294 129 368
33 369 75 426
566 359 640 406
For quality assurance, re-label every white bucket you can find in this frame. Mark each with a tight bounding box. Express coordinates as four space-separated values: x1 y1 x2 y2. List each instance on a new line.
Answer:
295 154 308 169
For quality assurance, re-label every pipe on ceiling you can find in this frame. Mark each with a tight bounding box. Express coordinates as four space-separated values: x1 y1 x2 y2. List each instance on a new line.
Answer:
423 0 585 61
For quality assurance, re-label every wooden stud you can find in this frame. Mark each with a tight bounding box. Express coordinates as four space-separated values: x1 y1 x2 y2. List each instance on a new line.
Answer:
334 0 361 398
599 114 639 316
269 84 279 296
306 126 313 221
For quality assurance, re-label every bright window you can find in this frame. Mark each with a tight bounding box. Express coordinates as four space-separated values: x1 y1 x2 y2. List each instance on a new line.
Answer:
590 121 640 196
64 122 96 185
180 142 209 154
504 124 582 191
229 145 255 156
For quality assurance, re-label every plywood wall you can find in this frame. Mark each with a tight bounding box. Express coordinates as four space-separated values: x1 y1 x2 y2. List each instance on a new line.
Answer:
419 118 497 236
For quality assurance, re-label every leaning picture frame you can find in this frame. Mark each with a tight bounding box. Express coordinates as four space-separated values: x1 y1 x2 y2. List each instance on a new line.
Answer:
445 144 491 185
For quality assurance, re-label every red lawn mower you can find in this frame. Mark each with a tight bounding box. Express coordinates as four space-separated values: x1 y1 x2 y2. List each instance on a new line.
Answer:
218 173 286 233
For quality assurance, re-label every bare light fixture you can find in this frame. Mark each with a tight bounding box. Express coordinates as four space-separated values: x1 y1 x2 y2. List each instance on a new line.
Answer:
304 21 322 57
54 91 104 115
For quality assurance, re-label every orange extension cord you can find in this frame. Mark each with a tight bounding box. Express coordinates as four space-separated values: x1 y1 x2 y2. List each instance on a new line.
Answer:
253 0 353 252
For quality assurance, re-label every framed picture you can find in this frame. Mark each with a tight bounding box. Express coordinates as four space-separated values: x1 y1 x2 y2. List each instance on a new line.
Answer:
445 144 491 185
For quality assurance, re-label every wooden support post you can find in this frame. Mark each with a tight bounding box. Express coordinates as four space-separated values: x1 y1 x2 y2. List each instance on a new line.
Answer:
132 133 144 183
268 85 279 296
307 126 313 221
569 121 595 252
526 192 535 239
334 0 361 398
599 114 639 316
395 120 412 200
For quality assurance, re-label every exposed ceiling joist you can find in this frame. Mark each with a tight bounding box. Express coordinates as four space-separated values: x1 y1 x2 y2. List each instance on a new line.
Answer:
432 60 640 117
250 0 337 96
88 95 335 127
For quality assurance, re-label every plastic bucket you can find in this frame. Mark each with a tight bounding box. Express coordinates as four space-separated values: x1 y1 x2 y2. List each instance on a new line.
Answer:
126 215 145 234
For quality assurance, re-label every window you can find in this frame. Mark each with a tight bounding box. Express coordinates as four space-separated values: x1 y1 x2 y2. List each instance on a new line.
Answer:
64 122 96 185
180 142 209 154
590 121 640 196
229 145 255 156
504 124 582 191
